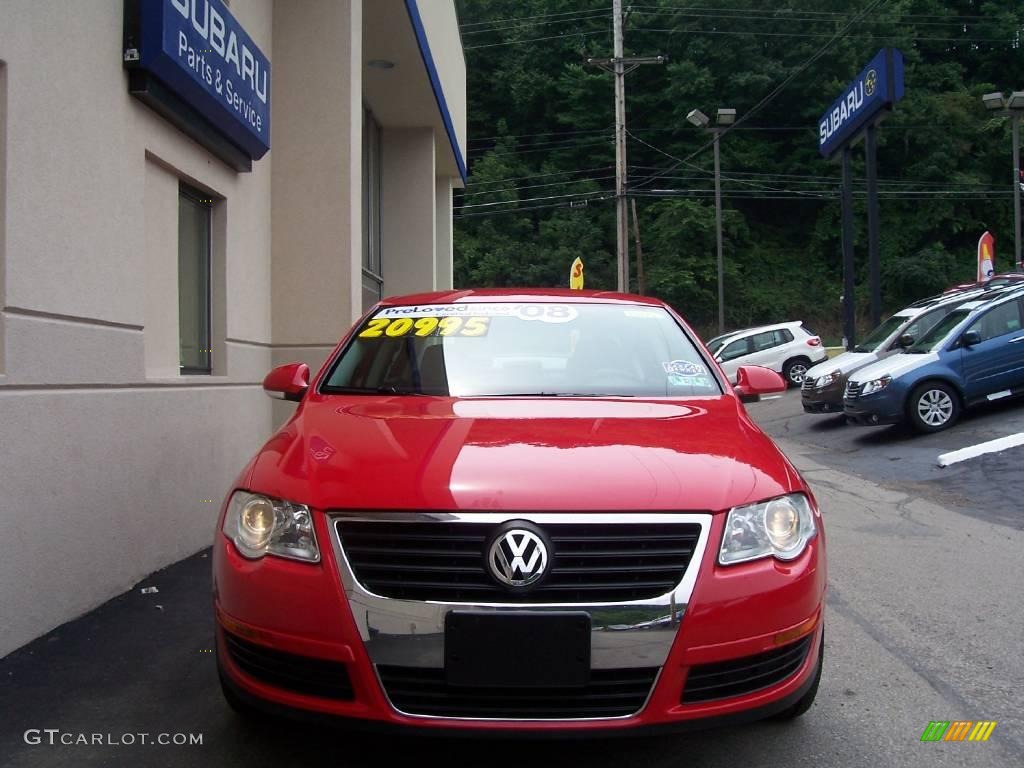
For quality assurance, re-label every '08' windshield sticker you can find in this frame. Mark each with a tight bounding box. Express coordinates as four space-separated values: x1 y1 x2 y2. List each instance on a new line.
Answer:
662 360 707 377
376 303 578 323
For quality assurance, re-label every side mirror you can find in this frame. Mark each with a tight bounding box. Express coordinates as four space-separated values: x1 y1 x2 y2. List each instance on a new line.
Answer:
263 363 310 402
898 333 915 348
734 365 787 403
961 330 982 348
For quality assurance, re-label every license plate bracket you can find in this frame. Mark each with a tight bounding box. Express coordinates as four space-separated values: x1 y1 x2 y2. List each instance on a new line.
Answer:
444 611 591 688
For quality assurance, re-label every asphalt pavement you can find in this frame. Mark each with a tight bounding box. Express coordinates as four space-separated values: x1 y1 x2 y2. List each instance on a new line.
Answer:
1 390 1022 767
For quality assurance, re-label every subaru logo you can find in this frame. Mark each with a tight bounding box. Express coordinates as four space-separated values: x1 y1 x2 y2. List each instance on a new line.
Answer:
487 526 549 587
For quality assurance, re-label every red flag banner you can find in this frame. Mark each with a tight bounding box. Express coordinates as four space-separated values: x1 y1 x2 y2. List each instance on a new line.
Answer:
977 231 995 282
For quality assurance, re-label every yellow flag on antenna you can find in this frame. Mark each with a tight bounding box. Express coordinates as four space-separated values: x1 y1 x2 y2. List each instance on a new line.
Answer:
569 257 585 290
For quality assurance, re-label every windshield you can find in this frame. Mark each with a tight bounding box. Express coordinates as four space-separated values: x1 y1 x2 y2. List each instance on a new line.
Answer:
322 302 723 398
854 314 909 352
706 332 736 353
907 309 970 353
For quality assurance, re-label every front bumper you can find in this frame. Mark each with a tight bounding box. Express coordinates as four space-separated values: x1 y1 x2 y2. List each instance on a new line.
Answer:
801 380 844 413
213 509 826 732
843 397 904 426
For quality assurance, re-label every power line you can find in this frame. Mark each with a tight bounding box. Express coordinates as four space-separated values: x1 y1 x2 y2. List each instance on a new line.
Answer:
629 7 1015 28
458 174 610 198
626 5 1000 22
469 126 613 143
466 166 614 187
627 129 829 198
461 9 610 35
630 0 888 192
459 7 610 29
464 29 608 51
631 27 1016 43
456 189 615 211
467 134 615 158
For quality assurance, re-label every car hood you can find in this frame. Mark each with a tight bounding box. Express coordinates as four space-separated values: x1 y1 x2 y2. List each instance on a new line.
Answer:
249 396 802 513
849 351 940 384
805 351 876 379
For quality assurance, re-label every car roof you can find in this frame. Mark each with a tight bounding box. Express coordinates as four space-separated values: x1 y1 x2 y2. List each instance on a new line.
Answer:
378 288 668 307
715 321 804 339
955 285 1024 313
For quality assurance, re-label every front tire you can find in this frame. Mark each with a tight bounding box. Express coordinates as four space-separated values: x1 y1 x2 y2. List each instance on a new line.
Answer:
783 358 812 387
908 381 960 433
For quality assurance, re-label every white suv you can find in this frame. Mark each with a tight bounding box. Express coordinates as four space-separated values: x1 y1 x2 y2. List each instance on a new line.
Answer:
706 321 827 386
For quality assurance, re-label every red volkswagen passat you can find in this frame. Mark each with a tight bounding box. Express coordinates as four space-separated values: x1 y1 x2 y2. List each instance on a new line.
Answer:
213 289 826 733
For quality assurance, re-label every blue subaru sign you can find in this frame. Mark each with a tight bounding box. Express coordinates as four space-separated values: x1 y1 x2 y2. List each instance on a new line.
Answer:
818 48 903 159
135 0 271 160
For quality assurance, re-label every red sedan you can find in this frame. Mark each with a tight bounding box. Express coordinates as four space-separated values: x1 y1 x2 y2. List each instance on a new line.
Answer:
213 289 826 733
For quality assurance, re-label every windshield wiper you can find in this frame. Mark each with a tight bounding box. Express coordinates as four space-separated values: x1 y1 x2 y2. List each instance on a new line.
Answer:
853 345 870 353
326 385 429 396
480 392 636 398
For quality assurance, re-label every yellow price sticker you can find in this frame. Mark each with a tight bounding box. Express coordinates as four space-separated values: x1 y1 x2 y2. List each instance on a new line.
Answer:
358 316 490 339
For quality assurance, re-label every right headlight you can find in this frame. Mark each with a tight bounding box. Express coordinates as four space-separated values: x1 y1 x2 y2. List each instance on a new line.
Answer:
719 493 818 565
814 372 840 388
859 375 892 396
222 491 320 562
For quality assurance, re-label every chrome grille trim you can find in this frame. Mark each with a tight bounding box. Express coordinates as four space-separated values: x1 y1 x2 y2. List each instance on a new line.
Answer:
327 511 711 721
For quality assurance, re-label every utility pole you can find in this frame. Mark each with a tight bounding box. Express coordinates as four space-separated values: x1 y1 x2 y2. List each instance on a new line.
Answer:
1013 113 1022 269
587 2 664 292
712 129 724 334
631 198 645 295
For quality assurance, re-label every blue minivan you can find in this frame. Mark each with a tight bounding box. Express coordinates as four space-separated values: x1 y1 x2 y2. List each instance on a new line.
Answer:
844 287 1024 432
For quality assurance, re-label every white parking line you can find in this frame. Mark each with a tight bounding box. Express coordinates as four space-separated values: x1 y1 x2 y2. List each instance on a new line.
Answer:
937 433 1024 467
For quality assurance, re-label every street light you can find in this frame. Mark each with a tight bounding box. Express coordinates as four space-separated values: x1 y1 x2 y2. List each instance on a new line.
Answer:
688 106 736 334
982 90 1023 270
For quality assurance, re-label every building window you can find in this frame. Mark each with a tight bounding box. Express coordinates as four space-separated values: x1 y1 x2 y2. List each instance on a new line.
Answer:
362 107 383 310
178 184 212 374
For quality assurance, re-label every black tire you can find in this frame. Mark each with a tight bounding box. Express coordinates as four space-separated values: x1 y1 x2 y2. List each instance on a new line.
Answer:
218 669 265 721
782 358 812 388
907 381 960 433
773 629 823 721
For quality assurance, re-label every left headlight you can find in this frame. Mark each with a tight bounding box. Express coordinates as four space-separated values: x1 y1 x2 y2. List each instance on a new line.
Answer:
719 493 817 566
222 491 319 562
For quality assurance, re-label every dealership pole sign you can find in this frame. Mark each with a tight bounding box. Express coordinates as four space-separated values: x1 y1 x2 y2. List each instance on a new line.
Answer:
818 48 904 159
124 0 271 171
817 48 904 352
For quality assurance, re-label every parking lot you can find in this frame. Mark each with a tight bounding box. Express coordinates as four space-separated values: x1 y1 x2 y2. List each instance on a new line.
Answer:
752 388 1024 530
1 387 1021 768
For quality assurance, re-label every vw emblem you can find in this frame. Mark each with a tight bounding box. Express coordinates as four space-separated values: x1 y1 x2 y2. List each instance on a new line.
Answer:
487 526 549 587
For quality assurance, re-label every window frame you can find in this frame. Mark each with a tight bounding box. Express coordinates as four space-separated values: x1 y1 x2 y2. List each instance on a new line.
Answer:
965 299 1024 343
719 336 753 362
178 183 213 375
362 106 383 310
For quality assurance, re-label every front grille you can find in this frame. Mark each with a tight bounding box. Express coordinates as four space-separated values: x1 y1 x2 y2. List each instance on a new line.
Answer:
801 377 815 392
681 635 813 703
378 665 658 719
336 520 702 603
222 631 355 700
844 380 862 399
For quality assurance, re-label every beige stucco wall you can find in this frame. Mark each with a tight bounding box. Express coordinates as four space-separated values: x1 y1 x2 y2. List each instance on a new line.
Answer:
0 0 466 657
0 0 275 657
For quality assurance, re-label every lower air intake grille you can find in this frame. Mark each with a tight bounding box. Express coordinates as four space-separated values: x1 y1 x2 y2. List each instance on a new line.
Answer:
336 520 702 603
682 635 813 703
222 631 354 701
378 666 658 719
